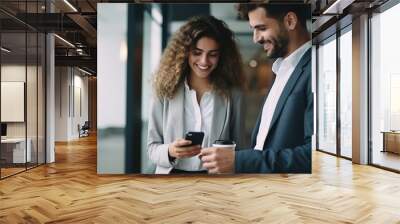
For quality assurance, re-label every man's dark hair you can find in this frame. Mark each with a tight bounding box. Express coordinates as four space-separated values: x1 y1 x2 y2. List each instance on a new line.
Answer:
237 3 310 29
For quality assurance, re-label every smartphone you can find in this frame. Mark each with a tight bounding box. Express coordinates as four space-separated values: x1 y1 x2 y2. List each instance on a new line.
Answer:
184 131 204 146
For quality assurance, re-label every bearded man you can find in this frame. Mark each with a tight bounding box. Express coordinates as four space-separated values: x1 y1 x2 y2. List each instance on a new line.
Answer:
200 3 313 173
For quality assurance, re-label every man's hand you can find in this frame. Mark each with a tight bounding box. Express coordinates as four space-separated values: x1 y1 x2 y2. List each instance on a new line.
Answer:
168 139 201 159
200 147 235 174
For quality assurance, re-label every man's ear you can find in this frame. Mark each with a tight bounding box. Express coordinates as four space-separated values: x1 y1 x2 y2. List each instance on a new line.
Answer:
284 12 298 30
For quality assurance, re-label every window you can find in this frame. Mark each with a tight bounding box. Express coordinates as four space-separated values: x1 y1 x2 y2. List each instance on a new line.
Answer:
370 2 400 171
317 35 337 154
339 27 352 158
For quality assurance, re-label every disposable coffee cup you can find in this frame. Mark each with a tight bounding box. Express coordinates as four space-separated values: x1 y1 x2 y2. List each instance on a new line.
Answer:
198 140 236 160
212 140 236 149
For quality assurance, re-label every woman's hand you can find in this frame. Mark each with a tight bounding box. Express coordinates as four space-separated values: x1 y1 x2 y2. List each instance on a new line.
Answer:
168 139 201 159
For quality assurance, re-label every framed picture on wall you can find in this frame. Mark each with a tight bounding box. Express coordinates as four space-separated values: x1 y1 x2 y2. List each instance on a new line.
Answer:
1 81 25 122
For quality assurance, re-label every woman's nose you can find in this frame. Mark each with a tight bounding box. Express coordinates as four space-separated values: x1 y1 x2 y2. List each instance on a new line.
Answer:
200 54 208 64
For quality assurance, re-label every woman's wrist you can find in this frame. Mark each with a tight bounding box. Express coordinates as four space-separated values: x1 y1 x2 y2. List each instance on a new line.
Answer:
168 146 176 162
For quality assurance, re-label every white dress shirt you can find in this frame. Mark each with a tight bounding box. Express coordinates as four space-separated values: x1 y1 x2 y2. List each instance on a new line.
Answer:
254 41 311 150
174 79 214 171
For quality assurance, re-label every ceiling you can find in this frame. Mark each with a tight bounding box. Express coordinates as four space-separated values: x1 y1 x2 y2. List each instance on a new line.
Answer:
0 0 104 74
1 0 392 75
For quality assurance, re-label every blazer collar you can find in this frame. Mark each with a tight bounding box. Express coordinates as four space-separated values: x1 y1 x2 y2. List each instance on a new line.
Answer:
267 49 311 136
210 92 228 145
170 84 185 138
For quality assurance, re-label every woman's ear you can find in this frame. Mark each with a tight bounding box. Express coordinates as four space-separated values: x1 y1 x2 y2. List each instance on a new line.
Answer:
284 12 298 31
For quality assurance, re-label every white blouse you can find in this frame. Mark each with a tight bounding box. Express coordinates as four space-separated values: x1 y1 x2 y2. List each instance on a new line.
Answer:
174 80 214 171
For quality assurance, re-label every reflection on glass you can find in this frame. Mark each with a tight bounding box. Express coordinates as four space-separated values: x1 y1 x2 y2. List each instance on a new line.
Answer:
340 29 352 158
371 3 400 171
318 36 337 154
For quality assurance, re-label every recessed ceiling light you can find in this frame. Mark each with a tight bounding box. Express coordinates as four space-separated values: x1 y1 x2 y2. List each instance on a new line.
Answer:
322 0 353 15
54 34 75 48
78 67 92 76
63 0 78 12
1 47 11 53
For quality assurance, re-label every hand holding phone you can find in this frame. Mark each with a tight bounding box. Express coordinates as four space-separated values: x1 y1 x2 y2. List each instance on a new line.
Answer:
184 131 204 146
168 135 203 159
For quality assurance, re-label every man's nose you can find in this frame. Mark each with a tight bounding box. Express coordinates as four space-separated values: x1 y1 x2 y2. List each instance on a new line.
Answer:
253 31 264 44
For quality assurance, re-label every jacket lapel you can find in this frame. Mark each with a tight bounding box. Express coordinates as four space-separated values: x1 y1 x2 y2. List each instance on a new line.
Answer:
169 84 185 138
210 93 227 145
251 96 265 147
267 49 311 135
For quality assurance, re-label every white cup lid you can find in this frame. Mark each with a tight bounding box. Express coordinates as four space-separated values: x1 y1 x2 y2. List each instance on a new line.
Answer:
212 144 236 148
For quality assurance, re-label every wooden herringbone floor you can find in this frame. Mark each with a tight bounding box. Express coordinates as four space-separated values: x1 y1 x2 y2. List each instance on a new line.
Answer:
1 134 400 223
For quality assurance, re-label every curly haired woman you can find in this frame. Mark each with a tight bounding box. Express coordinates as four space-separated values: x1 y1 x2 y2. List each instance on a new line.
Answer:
147 16 245 174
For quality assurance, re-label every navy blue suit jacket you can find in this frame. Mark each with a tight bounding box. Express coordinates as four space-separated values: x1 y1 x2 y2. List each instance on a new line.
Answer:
235 49 313 173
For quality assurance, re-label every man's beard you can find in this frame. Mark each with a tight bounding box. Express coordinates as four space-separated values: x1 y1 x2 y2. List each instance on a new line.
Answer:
266 24 289 59
267 34 288 59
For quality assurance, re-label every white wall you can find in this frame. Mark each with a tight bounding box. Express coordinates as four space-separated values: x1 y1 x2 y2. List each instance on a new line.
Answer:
1 65 36 138
72 73 89 138
55 67 68 141
55 66 89 141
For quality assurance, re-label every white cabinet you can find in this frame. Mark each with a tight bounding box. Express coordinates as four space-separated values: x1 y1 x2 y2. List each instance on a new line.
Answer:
1 138 32 163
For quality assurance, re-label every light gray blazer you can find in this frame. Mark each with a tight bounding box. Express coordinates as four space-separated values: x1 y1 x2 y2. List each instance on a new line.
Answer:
147 84 243 174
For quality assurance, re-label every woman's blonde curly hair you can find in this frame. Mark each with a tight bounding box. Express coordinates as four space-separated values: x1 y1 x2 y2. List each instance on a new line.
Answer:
153 16 245 99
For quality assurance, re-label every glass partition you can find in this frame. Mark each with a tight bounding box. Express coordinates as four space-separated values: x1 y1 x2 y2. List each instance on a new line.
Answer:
1 30 28 177
0 1 46 179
